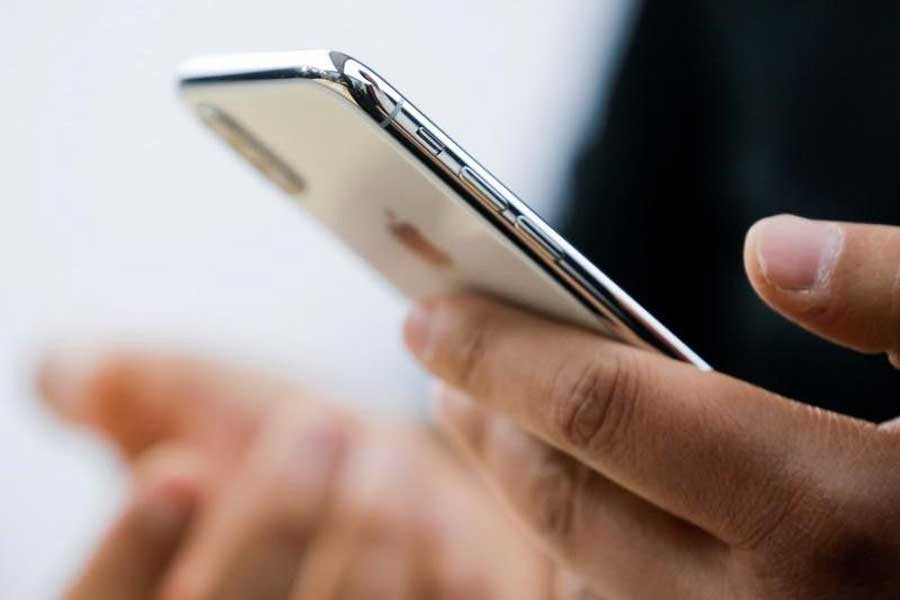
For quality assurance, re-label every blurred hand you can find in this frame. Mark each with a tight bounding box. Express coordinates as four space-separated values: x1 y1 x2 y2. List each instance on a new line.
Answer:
405 215 900 598
40 353 560 599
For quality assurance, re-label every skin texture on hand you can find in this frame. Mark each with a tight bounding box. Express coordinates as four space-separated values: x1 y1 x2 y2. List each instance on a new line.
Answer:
45 214 900 599
404 215 900 599
40 353 556 600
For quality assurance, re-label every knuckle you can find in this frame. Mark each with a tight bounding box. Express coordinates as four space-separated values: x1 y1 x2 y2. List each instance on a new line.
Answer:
550 352 638 456
449 305 494 389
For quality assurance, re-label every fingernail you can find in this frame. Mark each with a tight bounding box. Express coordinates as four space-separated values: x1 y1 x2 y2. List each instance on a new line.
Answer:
752 215 843 290
37 345 107 416
404 301 436 360
141 483 194 540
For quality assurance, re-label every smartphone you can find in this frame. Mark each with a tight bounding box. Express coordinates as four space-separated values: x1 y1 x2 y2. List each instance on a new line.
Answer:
177 50 709 370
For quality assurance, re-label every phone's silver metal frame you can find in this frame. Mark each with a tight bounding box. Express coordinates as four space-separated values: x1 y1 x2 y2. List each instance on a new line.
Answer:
179 50 710 370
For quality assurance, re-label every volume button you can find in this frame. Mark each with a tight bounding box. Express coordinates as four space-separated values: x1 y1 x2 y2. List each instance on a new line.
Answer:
460 166 508 212
515 216 564 260
415 127 444 154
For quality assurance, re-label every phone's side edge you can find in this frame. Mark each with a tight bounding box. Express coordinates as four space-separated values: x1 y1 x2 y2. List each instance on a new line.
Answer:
339 59 710 370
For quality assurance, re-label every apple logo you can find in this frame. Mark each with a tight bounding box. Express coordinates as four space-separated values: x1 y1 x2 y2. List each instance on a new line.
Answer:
386 210 454 269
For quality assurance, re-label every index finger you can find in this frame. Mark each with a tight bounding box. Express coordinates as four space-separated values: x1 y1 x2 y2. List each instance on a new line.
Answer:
404 295 875 547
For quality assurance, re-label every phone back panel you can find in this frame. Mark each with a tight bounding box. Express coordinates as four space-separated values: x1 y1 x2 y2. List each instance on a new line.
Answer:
181 79 619 336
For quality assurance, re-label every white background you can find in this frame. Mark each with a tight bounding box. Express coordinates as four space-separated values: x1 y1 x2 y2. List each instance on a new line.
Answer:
0 1 631 596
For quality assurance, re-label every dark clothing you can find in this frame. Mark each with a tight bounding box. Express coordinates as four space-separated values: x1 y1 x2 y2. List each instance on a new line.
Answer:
562 2 900 422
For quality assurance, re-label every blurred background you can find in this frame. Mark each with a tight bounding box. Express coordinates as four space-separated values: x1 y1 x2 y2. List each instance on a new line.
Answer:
1 1 632 596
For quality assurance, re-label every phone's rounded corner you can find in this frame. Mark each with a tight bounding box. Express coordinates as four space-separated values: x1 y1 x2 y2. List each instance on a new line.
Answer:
328 50 353 73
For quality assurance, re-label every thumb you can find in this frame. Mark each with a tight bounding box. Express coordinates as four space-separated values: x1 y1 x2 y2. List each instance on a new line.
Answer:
744 214 900 368
37 349 281 459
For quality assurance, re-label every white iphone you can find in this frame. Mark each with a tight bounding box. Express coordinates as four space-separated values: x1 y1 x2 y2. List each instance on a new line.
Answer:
177 50 709 369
